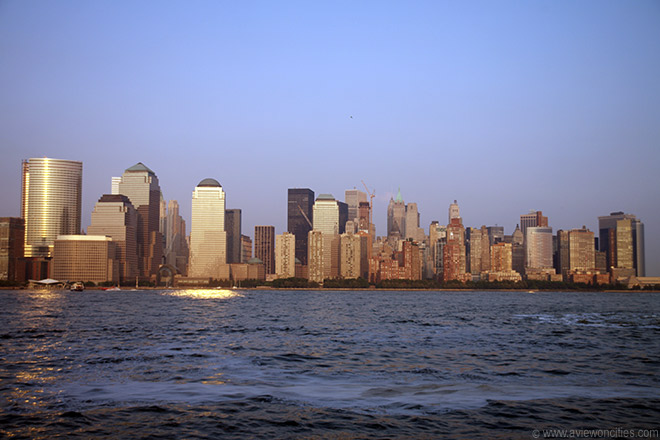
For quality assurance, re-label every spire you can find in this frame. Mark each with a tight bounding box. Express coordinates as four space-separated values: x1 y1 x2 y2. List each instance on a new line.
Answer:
395 187 403 203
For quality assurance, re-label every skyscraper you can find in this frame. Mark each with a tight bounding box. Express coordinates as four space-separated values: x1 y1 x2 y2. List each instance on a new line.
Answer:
345 189 367 228
443 217 467 282
117 163 163 278
598 212 645 276
275 232 296 279
313 194 340 279
520 210 548 237
340 232 362 279
387 189 406 240
189 178 226 278
87 194 138 282
568 227 596 272
255 226 275 275
287 188 314 266
21 157 82 258
525 226 553 270
0 217 24 281
165 200 189 275
448 200 460 223
225 209 242 264
405 202 421 241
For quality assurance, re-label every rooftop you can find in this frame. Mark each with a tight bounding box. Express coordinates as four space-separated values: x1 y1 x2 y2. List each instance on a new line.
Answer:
124 162 155 174
197 178 222 187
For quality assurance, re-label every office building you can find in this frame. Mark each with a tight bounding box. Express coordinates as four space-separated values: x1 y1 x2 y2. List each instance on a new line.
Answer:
345 189 367 227
525 226 554 270
225 209 242 264
275 232 296 279
240 235 252 263
307 230 324 283
87 194 138 282
340 232 362 279
443 217 468 282
467 226 490 275
188 178 226 278
313 194 340 279
52 235 118 284
255 226 275 275
598 212 645 276
511 225 524 275
487 226 504 246
387 189 406 240
448 200 460 222
0 217 24 281
520 210 548 237
287 188 314 266
568 227 596 272
165 200 189 275
22 158 82 258
116 163 163 278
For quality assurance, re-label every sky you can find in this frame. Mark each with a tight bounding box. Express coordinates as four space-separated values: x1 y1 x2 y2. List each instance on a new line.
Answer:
1 0 659 275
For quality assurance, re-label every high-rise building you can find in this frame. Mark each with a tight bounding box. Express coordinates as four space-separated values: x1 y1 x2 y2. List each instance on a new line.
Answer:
87 194 138 282
520 210 548 237
487 226 504 246
525 226 553 270
448 200 460 223
313 194 340 279
467 226 490 275
165 200 188 275
313 195 339 235
556 229 570 278
511 225 524 275
443 217 467 282
255 226 275 274
225 209 242 264
0 217 24 281
275 232 296 279
404 202 425 242
340 232 362 279
188 178 226 278
387 189 406 240
568 227 596 272
22 158 83 258
52 235 118 284
240 234 252 263
307 230 324 283
358 202 371 232
287 188 314 266
345 189 367 226
338 201 348 234
598 212 645 276
491 242 513 272
117 163 163 278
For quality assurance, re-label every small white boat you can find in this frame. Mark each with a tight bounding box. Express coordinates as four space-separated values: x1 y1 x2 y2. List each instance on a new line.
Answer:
70 282 85 292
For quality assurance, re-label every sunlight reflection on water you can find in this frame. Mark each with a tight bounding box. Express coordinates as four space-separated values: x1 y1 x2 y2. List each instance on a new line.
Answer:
164 289 242 300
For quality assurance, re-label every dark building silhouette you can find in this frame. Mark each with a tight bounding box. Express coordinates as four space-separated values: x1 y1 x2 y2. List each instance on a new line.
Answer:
225 209 242 264
287 188 314 266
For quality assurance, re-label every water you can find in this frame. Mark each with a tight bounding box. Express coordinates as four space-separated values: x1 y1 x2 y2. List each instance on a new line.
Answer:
1 289 659 439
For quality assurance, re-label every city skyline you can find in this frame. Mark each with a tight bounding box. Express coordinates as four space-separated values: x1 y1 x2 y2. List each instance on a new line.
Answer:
1 1 658 275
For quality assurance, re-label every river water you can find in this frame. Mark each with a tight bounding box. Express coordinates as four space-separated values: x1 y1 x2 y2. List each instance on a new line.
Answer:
1 289 658 439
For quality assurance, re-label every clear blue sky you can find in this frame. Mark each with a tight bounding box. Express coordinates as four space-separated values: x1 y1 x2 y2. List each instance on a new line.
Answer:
1 1 659 275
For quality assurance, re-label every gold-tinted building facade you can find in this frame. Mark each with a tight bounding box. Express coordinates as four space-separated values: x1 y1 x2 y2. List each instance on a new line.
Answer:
22 158 82 258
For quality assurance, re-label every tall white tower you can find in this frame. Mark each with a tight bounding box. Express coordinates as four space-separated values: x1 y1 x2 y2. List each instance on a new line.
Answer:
189 178 226 278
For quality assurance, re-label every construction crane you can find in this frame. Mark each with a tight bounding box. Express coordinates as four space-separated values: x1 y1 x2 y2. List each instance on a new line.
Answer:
361 180 375 226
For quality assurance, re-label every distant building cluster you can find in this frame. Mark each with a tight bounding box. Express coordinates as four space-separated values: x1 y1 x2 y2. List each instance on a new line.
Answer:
0 157 651 288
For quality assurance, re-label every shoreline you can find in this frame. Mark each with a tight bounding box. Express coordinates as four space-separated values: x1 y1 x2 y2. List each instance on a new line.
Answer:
2 286 658 293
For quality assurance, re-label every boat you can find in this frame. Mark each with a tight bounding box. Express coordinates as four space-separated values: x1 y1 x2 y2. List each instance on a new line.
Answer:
105 286 121 291
70 282 85 292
